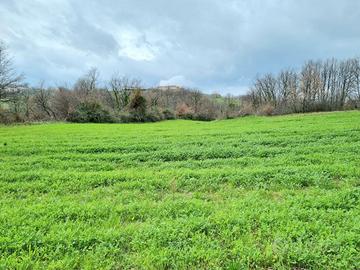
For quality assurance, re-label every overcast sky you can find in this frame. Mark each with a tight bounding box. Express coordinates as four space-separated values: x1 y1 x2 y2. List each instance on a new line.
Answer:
1 0 360 94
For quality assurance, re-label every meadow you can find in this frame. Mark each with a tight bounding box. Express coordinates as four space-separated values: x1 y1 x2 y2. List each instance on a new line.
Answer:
0 111 359 269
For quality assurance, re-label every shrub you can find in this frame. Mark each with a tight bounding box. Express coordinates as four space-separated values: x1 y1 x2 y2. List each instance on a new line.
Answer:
118 110 169 123
162 109 176 120
144 110 164 122
257 104 275 116
0 109 13 124
67 102 115 123
193 113 215 121
0 108 24 124
176 103 194 119
129 90 147 121
116 112 131 123
239 103 255 116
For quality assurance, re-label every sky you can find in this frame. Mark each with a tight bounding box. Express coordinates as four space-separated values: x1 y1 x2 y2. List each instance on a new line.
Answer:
1 0 360 94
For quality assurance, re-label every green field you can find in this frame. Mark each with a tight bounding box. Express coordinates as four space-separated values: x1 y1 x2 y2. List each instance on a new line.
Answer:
0 111 359 269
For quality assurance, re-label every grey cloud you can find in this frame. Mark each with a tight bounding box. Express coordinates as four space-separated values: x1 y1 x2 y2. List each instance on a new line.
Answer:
1 0 360 94
65 15 119 56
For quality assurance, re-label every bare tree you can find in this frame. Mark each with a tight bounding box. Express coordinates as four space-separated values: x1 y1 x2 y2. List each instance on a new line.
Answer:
0 42 23 103
190 89 202 114
33 82 56 119
53 87 73 120
108 73 141 112
299 61 322 112
74 67 100 101
147 88 161 110
253 74 278 106
352 58 360 105
337 59 355 108
277 69 298 112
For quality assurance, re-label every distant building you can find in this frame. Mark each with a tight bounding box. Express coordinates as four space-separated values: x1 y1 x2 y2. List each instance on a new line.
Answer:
157 85 183 91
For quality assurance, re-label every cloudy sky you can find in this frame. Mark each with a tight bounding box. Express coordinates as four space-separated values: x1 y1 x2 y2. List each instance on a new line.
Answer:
1 0 360 94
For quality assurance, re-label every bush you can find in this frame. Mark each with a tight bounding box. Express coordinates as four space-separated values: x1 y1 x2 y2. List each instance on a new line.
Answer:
145 110 164 122
193 113 215 121
67 102 115 123
162 109 176 120
0 109 13 124
176 103 194 119
257 104 275 116
117 112 133 123
118 110 172 123
239 103 255 116
0 108 24 124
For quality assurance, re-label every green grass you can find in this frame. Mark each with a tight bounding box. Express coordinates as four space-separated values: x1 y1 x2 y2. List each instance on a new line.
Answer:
0 111 359 269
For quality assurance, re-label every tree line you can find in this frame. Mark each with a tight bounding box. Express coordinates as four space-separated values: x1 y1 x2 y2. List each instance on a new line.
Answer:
247 58 360 115
1 43 242 123
1 41 359 124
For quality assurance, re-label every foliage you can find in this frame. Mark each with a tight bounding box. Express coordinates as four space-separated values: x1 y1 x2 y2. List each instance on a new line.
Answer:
67 101 115 123
162 109 176 120
129 90 147 121
0 111 359 269
1 40 360 124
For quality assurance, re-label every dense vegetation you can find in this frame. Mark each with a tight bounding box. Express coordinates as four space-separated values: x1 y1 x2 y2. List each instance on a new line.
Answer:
0 111 359 269
248 58 360 115
1 42 242 124
2 42 360 124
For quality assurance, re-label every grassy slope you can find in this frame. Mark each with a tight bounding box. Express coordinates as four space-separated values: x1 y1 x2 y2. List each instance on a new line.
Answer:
0 111 359 269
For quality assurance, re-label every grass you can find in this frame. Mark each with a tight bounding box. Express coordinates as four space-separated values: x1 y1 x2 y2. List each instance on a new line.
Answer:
0 111 359 269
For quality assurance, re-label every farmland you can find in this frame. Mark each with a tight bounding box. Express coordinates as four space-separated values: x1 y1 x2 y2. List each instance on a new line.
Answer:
0 111 359 269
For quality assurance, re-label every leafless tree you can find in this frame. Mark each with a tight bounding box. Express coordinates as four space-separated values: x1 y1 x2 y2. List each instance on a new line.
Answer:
74 67 99 101
52 87 73 120
248 57 360 114
0 42 23 103
108 73 141 112
336 59 355 108
277 69 298 106
190 89 202 113
253 74 278 106
147 88 161 110
352 58 360 104
298 61 322 112
33 82 56 119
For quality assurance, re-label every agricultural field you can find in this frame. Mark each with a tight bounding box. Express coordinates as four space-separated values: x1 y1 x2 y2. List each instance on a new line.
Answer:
0 111 359 269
